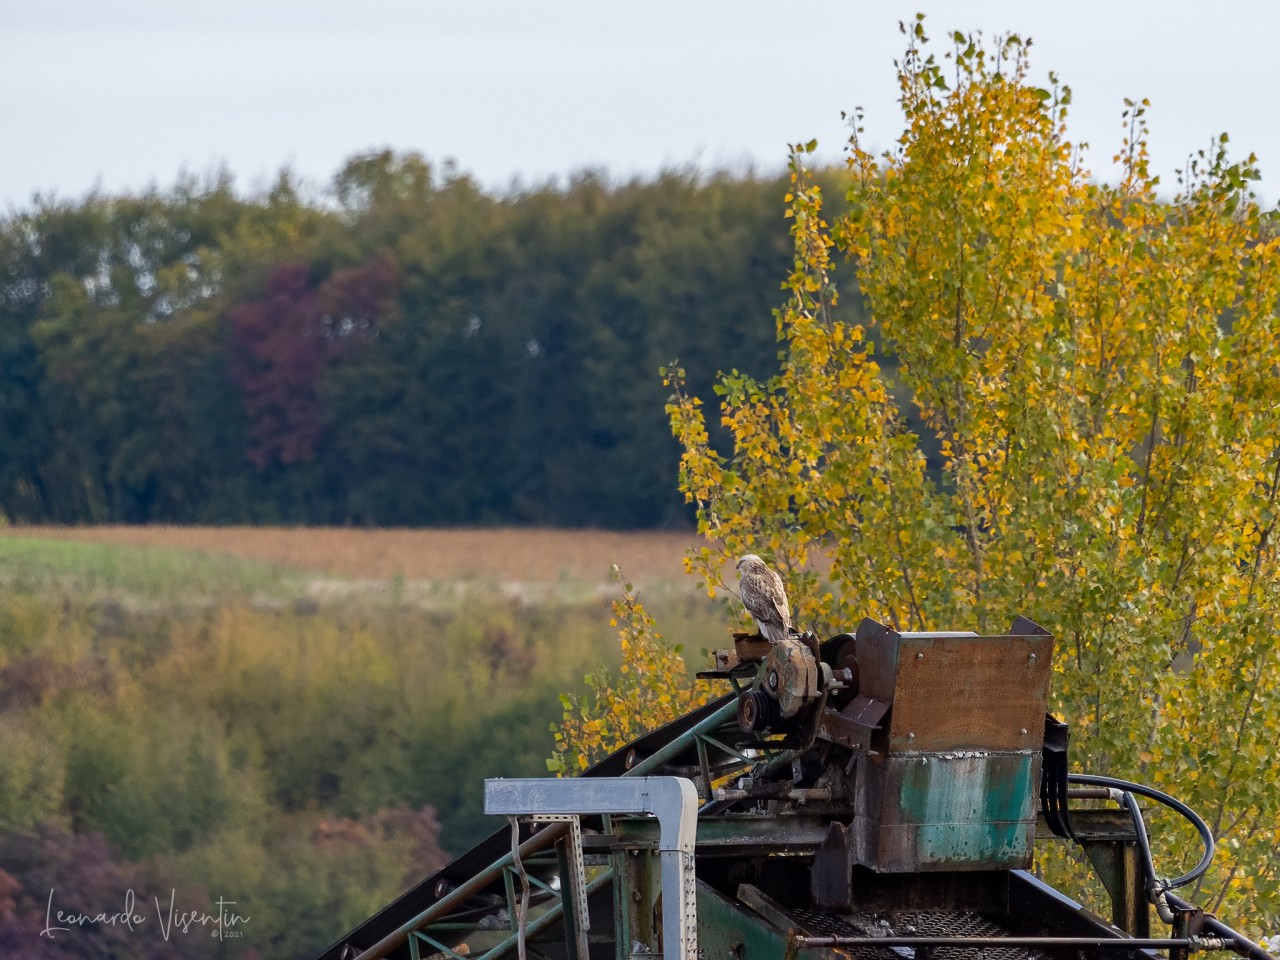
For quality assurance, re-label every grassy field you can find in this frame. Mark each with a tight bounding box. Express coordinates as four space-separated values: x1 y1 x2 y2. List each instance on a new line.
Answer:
0 525 732 624
0 527 735 958
0 525 706 582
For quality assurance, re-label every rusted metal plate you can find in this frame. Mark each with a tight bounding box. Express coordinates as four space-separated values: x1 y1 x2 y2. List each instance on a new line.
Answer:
845 694 892 729
707 635 771 673
852 618 901 702
810 823 855 911
818 695 891 750
734 634 772 661
887 633 1054 753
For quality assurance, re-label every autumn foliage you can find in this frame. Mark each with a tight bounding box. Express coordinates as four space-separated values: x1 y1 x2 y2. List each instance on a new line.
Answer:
549 569 713 774
0 533 715 959
665 19 1280 929
228 258 395 468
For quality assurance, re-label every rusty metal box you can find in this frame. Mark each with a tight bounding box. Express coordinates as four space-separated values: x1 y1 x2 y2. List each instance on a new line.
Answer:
849 617 1054 872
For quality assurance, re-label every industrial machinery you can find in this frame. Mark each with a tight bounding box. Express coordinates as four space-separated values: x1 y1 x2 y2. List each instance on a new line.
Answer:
317 616 1276 960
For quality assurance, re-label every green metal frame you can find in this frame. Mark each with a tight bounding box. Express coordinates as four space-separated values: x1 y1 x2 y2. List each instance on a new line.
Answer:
349 696 782 960
406 870 615 960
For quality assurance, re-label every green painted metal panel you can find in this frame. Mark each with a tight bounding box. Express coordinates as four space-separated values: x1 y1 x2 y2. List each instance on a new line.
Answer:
893 753 1036 869
696 881 789 960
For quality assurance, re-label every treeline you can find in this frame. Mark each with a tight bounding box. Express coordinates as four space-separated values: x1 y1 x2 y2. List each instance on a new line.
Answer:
0 154 861 527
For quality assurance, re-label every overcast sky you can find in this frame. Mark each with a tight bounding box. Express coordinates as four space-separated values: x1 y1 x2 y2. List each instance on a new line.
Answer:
4 1 1276 210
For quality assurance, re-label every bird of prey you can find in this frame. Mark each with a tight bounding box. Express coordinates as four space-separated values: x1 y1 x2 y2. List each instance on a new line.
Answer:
736 554 792 644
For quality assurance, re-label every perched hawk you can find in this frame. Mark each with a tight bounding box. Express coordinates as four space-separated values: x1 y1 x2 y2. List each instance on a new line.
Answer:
736 554 792 644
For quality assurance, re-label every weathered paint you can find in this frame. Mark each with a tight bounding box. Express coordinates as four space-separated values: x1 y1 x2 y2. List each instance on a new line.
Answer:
845 621 1052 873
696 880 789 960
898 753 1035 866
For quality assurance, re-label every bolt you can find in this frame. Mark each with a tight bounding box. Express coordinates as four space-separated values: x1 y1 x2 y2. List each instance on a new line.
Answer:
1020 728 1028 736
1029 653 1037 663
908 732 915 741
916 652 925 660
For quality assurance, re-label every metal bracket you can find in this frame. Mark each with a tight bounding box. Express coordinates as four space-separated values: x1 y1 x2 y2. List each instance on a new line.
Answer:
486 777 699 960
528 814 590 935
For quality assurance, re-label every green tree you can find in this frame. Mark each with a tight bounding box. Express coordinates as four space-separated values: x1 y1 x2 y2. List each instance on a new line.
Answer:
667 20 1280 929
1 156 807 528
0 178 328 524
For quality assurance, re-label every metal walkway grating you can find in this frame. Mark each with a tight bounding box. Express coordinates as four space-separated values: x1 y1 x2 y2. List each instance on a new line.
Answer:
792 908 1054 960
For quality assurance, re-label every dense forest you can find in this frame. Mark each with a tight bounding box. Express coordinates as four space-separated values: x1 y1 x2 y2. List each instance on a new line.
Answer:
0 154 863 528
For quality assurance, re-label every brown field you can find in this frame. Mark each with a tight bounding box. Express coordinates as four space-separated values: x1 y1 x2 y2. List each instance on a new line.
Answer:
0 525 709 583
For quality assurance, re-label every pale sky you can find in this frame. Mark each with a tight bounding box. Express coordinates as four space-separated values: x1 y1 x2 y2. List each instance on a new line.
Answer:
4 1 1276 209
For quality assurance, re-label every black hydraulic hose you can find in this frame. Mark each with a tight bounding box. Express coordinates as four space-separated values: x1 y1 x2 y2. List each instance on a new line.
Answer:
1120 789 1159 883
1068 773 1216 889
1119 789 1177 922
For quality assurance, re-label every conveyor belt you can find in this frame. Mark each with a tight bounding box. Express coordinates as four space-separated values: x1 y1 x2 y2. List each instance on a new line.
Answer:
315 695 746 960
314 683 1277 960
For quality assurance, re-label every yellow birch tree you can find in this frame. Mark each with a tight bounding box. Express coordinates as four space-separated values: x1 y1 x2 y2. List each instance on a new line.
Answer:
666 18 1280 929
548 569 713 774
